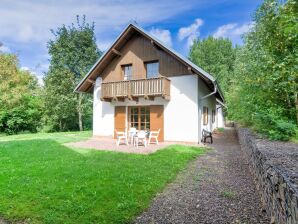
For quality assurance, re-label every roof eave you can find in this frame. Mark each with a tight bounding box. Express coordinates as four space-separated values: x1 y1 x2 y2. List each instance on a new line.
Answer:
74 23 134 92
74 22 225 102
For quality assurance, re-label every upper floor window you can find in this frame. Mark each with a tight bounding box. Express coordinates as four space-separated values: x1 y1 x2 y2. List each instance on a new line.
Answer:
146 61 159 78
122 64 132 80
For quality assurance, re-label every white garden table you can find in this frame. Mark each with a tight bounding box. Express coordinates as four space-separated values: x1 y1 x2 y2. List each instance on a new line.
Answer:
132 130 148 148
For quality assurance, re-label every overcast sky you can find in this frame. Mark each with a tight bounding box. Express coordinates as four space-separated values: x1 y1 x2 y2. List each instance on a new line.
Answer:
0 0 261 83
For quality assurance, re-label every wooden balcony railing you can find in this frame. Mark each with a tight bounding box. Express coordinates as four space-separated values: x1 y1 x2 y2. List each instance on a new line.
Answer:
101 77 171 101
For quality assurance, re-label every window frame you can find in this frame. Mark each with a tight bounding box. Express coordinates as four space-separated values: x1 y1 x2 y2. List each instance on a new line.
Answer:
128 106 150 131
145 60 159 79
122 64 133 80
203 106 209 125
212 109 216 124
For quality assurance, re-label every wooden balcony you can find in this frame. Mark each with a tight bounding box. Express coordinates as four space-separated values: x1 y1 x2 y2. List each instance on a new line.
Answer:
101 77 171 101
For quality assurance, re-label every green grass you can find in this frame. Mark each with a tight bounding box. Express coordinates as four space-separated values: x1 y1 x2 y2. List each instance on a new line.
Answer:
0 130 92 144
220 190 237 199
0 132 206 223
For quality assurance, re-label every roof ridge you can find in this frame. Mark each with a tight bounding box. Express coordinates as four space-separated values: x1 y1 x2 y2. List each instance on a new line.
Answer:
74 23 224 102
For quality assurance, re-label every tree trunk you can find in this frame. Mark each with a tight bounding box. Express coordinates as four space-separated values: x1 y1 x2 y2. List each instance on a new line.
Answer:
77 93 83 131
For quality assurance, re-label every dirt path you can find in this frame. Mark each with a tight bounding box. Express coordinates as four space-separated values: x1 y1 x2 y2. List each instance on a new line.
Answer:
135 128 270 224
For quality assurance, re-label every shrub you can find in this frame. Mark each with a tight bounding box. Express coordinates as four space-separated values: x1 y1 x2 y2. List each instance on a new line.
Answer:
0 95 42 135
254 111 296 141
269 121 296 141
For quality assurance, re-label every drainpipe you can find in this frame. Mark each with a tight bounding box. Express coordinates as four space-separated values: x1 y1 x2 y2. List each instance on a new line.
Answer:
200 81 217 100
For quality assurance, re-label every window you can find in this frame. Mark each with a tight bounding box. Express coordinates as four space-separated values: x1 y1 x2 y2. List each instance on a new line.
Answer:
128 107 150 130
212 109 216 123
145 61 159 78
122 64 132 80
203 106 208 125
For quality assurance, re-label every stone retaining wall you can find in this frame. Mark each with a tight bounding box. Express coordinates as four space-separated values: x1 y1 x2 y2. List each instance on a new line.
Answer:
236 127 298 224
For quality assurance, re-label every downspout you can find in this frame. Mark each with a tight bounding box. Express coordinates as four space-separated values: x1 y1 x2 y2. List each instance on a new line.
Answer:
200 81 217 100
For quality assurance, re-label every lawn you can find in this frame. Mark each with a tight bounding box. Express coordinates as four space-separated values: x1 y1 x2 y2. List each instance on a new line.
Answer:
0 130 92 144
0 132 206 223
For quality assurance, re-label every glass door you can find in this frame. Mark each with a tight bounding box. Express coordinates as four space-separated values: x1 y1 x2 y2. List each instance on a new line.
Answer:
128 106 150 131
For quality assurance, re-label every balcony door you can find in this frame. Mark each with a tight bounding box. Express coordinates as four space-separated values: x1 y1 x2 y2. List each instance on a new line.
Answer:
128 106 150 131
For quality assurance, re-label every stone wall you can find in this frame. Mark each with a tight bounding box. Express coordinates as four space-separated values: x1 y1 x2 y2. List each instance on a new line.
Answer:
236 127 298 224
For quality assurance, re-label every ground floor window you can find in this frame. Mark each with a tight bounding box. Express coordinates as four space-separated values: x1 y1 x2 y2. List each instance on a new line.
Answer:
128 106 150 130
203 106 208 125
212 109 216 123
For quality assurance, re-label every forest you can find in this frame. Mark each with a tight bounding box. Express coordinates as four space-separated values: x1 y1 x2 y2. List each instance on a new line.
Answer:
0 0 297 141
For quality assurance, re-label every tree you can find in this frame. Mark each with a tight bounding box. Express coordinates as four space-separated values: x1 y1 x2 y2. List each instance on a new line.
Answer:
44 15 101 131
189 36 236 95
0 54 42 134
227 0 297 140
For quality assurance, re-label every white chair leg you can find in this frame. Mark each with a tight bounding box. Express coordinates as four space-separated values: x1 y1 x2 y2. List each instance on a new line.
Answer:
156 137 158 145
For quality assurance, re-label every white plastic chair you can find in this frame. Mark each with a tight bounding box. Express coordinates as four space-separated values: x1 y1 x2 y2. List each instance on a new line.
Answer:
134 130 147 148
115 129 128 146
148 129 160 145
128 127 137 144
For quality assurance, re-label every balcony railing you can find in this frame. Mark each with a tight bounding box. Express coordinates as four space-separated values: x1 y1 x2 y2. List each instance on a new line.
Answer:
101 77 171 101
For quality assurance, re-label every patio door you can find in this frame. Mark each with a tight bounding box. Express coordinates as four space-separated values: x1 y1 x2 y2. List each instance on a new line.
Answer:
128 105 164 142
128 106 150 131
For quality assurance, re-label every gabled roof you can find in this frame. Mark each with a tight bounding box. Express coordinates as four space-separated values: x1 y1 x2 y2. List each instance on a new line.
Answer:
74 23 224 102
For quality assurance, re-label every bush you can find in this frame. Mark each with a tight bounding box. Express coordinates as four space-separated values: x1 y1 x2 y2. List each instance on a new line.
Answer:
269 121 296 141
254 111 296 141
0 95 42 135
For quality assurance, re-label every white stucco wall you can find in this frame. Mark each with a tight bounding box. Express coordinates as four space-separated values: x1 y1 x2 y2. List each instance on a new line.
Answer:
93 77 114 136
216 105 225 128
163 75 199 142
112 75 199 142
197 78 217 140
92 74 219 143
93 75 200 142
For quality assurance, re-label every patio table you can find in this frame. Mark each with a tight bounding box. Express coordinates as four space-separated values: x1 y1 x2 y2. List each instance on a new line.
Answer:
132 130 149 147
128 129 137 144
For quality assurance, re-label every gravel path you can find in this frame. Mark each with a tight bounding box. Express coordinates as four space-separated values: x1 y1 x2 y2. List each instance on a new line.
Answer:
135 127 270 224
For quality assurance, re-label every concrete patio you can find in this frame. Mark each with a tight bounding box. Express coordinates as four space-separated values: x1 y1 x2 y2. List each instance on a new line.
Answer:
65 136 203 154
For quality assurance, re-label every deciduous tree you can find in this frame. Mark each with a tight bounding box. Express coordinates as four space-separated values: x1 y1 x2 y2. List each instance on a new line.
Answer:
189 36 236 95
44 15 101 131
228 0 297 140
0 54 42 134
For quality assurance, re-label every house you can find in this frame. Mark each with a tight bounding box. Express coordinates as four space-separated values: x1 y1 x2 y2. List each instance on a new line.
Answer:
75 23 225 143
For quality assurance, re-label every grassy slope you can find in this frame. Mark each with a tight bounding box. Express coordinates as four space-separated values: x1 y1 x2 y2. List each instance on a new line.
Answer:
0 132 205 224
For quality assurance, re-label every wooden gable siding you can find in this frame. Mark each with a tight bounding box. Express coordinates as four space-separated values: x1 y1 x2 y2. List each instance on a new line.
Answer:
101 35 189 82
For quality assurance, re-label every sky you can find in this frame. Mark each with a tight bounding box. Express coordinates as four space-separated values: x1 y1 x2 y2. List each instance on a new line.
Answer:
0 0 262 83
